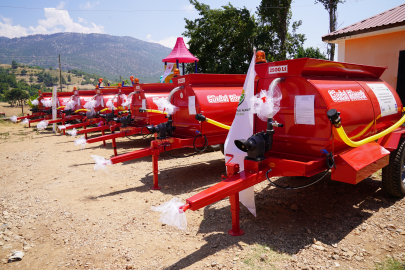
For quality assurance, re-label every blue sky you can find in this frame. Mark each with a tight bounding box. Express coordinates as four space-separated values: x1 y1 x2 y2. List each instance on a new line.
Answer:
0 0 403 55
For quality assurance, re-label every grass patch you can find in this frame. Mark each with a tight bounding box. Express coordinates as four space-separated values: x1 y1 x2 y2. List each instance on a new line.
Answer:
242 244 289 270
375 258 405 270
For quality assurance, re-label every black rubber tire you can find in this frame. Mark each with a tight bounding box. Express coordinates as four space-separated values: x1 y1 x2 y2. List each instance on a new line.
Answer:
382 139 405 198
206 144 220 152
219 144 225 155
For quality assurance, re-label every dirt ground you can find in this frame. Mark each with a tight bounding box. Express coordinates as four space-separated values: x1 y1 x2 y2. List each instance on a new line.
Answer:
0 104 405 270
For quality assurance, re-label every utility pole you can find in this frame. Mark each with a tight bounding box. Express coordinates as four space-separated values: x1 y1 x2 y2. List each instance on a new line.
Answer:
59 54 62 92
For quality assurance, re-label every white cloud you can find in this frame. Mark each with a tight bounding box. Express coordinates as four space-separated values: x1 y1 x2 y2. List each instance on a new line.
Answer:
0 1 104 38
182 4 196 13
78 17 87 23
146 35 190 49
57 1 66 9
0 17 28 38
80 1 100 9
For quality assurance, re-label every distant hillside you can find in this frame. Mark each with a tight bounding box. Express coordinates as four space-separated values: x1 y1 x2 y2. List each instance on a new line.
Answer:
0 33 172 83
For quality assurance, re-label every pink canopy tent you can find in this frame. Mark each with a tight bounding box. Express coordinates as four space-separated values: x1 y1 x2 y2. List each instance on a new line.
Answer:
162 37 199 74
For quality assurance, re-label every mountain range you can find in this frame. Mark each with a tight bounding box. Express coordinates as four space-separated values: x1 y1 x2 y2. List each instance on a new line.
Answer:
0 33 172 83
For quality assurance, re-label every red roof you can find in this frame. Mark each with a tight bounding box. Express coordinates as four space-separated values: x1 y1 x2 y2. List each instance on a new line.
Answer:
162 37 199 63
323 3 405 41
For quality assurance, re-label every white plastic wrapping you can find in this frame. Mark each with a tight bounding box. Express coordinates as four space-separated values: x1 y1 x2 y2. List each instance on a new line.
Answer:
153 97 179 115
74 135 87 149
121 93 134 108
65 99 76 110
83 99 98 117
106 99 116 110
10 115 18 123
41 99 52 108
21 118 29 124
8 250 24 262
37 120 49 130
151 197 187 231
250 86 282 121
58 124 71 130
67 128 78 137
91 155 112 172
31 99 39 106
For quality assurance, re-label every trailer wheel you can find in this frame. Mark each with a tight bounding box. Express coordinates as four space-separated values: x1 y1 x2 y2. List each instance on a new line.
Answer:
220 144 224 155
382 139 405 198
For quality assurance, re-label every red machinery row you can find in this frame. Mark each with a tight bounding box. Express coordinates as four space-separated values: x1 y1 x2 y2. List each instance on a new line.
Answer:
11 45 405 237
94 54 405 236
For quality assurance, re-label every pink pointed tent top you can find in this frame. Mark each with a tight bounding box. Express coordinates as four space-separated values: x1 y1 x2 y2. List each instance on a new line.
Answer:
162 37 199 63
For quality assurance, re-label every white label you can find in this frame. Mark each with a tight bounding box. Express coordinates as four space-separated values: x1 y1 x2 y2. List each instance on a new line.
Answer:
269 65 288 74
228 94 240 102
328 89 368 102
207 95 229 103
83 97 92 102
295 95 315 125
178 78 185 84
136 85 140 90
367 83 398 117
141 99 146 110
188 96 196 115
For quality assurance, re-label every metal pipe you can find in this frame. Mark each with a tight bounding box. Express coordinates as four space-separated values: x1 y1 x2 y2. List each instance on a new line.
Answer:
166 86 183 103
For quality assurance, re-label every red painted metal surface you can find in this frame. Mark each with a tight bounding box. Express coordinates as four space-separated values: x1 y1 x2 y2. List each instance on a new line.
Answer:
130 83 174 127
331 142 390 184
254 58 403 159
181 58 405 236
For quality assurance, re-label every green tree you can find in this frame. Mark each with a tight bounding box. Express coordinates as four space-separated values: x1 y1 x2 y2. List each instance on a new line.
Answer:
294 46 327 59
184 1 258 74
20 69 28 75
67 74 71 82
257 0 292 60
49 66 53 71
37 72 44 82
315 0 345 60
11 60 18 69
29 75 34 83
4 88 29 107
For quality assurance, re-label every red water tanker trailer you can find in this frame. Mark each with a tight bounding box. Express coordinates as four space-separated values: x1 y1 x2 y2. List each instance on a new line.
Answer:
84 82 175 156
70 78 140 138
59 86 133 137
93 74 246 189
12 90 60 124
175 57 405 236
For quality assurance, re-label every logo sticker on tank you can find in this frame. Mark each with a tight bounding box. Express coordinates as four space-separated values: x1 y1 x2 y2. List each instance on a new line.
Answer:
269 65 288 74
178 78 185 84
207 95 240 103
328 90 368 102
136 86 140 89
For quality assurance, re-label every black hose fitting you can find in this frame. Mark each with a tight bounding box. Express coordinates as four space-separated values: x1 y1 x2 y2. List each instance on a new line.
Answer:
195 114 206 122
327 109 341 128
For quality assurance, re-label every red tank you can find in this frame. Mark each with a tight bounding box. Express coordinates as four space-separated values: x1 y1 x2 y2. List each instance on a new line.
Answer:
130 83 175 126
254 58 402 158
170 74 246 137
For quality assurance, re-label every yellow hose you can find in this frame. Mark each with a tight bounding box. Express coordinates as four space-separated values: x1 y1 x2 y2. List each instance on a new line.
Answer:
347 108 405 140
335 113 405 147
145 109 168 115
349 115 381 140
100 108 109 113
74 109 90 113
57 106 66 109
205 117 230 130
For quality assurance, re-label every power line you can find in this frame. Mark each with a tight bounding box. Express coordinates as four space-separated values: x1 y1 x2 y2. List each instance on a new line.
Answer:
0 4 324 12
